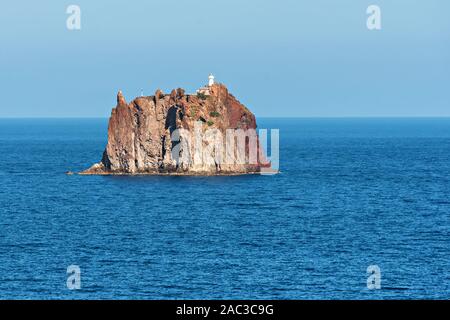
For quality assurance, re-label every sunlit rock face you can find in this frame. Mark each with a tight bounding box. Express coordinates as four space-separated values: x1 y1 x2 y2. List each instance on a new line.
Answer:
82 83 268 175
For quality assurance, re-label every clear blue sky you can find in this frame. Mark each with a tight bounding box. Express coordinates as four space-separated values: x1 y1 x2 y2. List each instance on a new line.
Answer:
0 0 449 117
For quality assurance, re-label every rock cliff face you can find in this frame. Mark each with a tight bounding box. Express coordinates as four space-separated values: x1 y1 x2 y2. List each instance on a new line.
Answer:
82 83 268 175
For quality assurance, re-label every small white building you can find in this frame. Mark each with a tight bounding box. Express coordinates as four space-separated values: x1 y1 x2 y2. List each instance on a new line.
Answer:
196 74 215 96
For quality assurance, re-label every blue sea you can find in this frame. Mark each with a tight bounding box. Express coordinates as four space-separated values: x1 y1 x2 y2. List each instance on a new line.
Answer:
0 118 449 299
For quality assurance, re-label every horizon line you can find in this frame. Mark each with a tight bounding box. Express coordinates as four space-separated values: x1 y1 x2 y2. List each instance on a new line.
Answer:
2 116 450 119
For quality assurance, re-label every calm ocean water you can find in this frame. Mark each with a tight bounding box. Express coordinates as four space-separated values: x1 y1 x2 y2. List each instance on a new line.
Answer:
0 118 449 299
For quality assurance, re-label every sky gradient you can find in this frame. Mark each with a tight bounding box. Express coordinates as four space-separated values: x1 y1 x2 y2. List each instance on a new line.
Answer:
1 0 449 117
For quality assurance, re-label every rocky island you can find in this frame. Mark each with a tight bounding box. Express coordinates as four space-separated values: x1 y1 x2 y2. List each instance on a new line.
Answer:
81 75 270 175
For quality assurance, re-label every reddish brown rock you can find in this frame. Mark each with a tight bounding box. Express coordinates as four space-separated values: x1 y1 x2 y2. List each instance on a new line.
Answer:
154 89 163 102
81 83 269 175
117 90 127 106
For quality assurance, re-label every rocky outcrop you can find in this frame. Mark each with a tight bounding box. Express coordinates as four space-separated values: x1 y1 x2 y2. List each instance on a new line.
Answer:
81 83 269 175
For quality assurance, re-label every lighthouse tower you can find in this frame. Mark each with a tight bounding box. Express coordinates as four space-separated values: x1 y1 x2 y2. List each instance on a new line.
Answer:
196 74 215 96
208 74 215 87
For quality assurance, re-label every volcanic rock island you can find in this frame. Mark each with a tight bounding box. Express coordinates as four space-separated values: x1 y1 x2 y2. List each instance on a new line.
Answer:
81 75 271 175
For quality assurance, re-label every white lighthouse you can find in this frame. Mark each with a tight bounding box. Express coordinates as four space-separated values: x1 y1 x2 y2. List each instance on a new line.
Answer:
196 74 215 96
208 73 215 87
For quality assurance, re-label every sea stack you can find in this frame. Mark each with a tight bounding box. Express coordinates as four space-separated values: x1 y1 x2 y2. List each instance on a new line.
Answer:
81 78 269 175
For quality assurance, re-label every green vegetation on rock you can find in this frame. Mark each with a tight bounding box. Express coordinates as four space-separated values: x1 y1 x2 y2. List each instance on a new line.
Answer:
197 92 207 100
